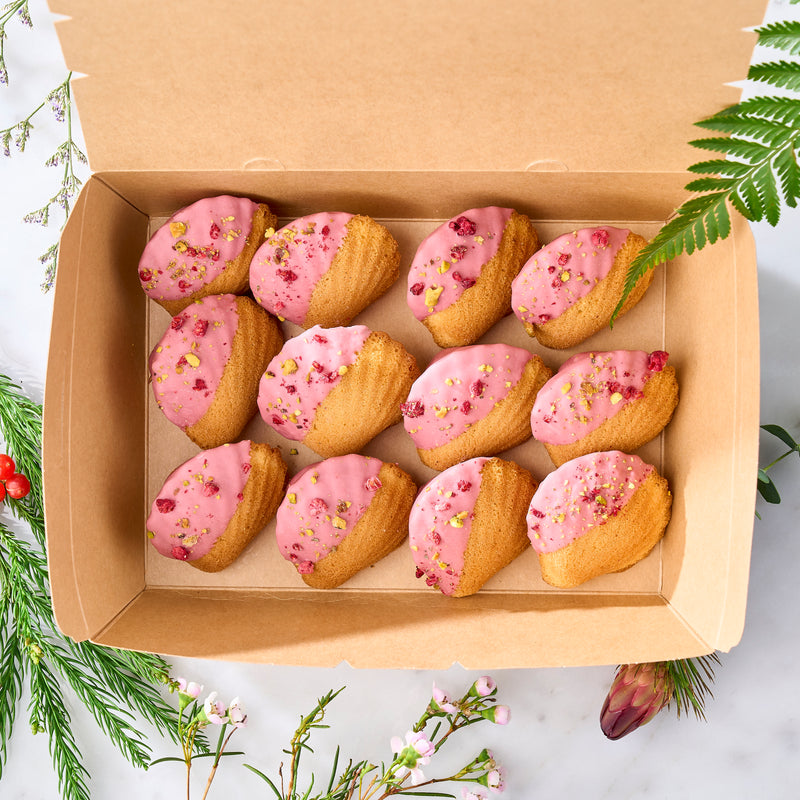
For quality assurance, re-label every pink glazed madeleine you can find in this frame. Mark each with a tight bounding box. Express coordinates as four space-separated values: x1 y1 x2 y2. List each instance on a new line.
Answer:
258 325 419 458
409 457 536 597
139 195 276 315
527 451 672 588
402 343 552 471
276 454 416 589
511 226 651 349
407 207 539 347
531 350 678 466
146 440 287 573
149 294 283 449
249 212 400 327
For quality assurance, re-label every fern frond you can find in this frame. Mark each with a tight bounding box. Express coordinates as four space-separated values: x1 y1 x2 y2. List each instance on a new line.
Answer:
612 95 800 322
754 19 800 55
749 60 800 91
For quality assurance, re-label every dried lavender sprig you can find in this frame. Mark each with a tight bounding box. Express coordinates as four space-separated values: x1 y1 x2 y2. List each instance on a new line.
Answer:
0 1 33 86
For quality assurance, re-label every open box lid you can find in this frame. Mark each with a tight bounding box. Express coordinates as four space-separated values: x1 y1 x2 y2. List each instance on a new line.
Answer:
48 0 763 174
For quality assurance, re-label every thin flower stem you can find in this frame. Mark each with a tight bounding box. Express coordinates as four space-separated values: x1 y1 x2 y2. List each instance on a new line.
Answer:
762 447 795 472
200 727 237 800
0 0 25 27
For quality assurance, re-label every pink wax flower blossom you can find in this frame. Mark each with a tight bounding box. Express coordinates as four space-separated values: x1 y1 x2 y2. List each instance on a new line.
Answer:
390 730 435 784
432 682 458 713
470 676 496 697
480 704 511 725
176 678 203 698
202 691 229 725
462 788 489 800
486 767 506 793
227 697 247 728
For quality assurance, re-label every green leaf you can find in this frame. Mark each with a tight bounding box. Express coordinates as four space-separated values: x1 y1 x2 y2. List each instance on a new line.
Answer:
689 136 773 162
755 19 800 55
761 424 800 452
757 471 781 504
772 143 800 208
685 176 738 193
243 764 284 799
687 158 755 177
749 60 800 91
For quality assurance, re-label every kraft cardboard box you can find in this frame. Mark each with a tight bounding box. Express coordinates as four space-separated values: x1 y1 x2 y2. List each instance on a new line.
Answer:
42 0 762 667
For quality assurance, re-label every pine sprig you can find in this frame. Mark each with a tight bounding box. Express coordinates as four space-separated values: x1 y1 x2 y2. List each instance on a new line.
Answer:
0 373 184 797
664 654 721 720
613 16 800 321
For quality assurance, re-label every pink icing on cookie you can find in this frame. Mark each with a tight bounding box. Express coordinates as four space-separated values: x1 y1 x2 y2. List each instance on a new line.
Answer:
511 226 630 326
146 440 252 561
403 344 534 451
257 324 371 442
250 212 352 324
408 457 486 595
531 350 668 445
275 454 383 574
407 207 514 320
149 294 240 429
139 196 259 303
526 451 653 554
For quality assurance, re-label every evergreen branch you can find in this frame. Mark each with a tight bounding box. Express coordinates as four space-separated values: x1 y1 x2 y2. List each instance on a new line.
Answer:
754 18 800 56
0 373 184 794
749 59 800 91
28 654 92 800
665 654 721 720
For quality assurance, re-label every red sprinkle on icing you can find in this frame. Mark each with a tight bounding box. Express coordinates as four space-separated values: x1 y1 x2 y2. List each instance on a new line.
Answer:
557 253 571 266
410 282 425 296
202 481 219 497
176 356 188 368
276 268 298 283
271 414 284 426
457 480 472 492
449 216 477 236
400 400 425 418
177 279 191 291
170 315 185 331
155 498 175 513
139 268 153 283
192 378 207 391
193 319 208 337
311 334 329 344
591 229 610 247
171 545 190 560
321 225 330 236
530 508 545 519
469 380 485 399
647 350 669 372
285 384 297 394
538 314 551 323
308 498 328 516
415 566 425 578
209 222 220 239
452 271 476 289
460 400 471 414
547 265 557 274
623 385 644 400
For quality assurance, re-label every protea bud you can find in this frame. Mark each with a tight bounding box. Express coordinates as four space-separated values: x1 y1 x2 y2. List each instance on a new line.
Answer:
600 662 673 740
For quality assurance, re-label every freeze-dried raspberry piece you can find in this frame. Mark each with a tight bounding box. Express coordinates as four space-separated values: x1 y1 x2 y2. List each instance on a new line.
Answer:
647 351 669 372
156 498 176 513
400 400 425 418
591 229 610 247
449 216 477 236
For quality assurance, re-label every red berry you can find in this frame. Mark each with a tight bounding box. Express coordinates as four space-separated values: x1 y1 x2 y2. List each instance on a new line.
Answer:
0 454 15 481
5 473 31 500
171 545 190 560
0 482 5 503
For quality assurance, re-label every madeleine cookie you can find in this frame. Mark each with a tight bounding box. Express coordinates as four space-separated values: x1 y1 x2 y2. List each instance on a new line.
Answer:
409 457 536 597
402 343 552 471
258 325 419 458
146 440 287 572
531 350 678 466
149 294 283 449
407 207 539 347
276 454 416 588
511 226 652 349
249 212 400 327
139 195 276 315
527 451 671 588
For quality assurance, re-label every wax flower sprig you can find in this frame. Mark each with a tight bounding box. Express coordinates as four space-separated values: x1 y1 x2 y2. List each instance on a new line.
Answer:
245 676 509 800
149 678 245 800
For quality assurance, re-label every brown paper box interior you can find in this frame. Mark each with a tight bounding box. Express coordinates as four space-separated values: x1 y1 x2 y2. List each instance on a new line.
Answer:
43 0 762 667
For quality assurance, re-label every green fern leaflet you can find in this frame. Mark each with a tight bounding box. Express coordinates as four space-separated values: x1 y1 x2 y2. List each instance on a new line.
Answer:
614 17 800 320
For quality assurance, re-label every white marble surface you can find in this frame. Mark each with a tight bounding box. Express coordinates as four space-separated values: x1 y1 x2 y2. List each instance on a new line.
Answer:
1 1 799 798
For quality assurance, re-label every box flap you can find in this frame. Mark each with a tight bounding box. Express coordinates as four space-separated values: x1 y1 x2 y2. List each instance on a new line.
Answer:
49 0 762 173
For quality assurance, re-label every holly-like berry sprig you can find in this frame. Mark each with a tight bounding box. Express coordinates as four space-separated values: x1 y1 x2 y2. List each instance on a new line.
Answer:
0 452 31 502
